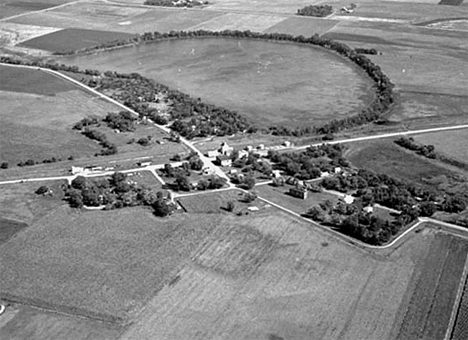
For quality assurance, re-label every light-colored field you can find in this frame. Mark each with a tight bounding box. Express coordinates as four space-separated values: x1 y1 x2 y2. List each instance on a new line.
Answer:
0 206 223 323
415 129 468 163
263 16 339 36
0 0 76 20
0 22 61 47
58 37 372 129
188 13 285 31
427 19 468 31
207 0 323 14
120 209 434 340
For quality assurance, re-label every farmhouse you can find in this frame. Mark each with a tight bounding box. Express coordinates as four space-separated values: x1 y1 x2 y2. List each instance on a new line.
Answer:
289 186 308 200
216 155 232 167
206 150 219 158
238 150 249 159
138 161 151 167
219 142 233 156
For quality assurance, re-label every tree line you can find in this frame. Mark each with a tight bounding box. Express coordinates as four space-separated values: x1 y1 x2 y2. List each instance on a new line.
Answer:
297 5 333 17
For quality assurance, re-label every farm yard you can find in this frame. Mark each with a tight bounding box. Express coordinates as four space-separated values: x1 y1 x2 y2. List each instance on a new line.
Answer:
58 37 373 129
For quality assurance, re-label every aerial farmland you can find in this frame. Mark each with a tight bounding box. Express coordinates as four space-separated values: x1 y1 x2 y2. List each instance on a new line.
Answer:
1 0 468 339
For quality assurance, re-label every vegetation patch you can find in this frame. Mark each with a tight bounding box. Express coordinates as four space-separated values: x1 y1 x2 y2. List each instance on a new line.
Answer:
296 4 333 17
19 28 138 54
0 217 28 245
144 0 207 7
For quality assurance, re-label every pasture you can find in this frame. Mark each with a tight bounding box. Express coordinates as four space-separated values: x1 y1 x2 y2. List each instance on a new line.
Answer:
0 206 223 323
19 28 137 53
345 139 462 185
0 217 27 245
59 37 373 129
452 276 468 340
0 0 75 20
0 65 123 165
263 16 339 36
188 13 285 31
415 129 468 164
118 210 455 340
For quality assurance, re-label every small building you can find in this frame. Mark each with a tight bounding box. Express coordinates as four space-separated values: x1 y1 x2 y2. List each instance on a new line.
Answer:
289 186 308 200
228 169 238 175
363 205 374 214
138 161 151 167
207 150 219 158
245 145 253 152
237 150 249 159
320 171 330 178
247 206 259 212
258 144 265 150
216 155 232 167
343 195 355 204
334 167 342 174
71 166 85 175
283 141 291 147
271 170 282 178
218 142 233 156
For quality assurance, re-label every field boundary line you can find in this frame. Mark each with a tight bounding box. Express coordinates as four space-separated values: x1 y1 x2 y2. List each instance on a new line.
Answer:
445 253 468 340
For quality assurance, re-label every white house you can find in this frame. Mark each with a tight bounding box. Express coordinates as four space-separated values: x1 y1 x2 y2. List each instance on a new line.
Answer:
219 142 233 156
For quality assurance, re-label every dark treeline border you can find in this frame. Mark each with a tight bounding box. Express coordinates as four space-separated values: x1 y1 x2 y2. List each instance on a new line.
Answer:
2 30 394 138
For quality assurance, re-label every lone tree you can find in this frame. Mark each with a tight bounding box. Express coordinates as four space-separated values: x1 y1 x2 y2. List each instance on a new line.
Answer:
226 200 236 212
35 186 50 195
0 162 8 169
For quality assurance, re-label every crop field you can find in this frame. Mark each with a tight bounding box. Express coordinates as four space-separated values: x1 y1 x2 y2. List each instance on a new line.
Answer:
452 276 468 340
0 180 66 224
207 0 322 14
19 28 137 52
59 37 373 129
263 16 339 36
188 13 285 32
119 210 445 340
346 139 460 185
0 22 61 48
0 304 122 340
256 183 340 215
415 129 468 163
0 0 75 20
0 206 223 323
395 232 468 340
0 65 125 165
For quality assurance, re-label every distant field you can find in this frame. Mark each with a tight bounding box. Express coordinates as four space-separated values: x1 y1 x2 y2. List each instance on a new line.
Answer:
415 129 468 164
59 37 373 129
188 13 285 31
395 232 468 340
452 274 468 340
19 28 137 52
207 0 322 14
0 206 222 323
263 16 339 36
119 210 440 340
0 0 75 19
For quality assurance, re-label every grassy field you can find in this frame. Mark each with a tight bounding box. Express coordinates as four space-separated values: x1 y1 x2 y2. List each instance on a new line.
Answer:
19 28 137 52
452 276 468 340
0 206 223 323
0 64 120 166
59 37 373 129
177 189 266 214
117 210 444 340
415 129 468 164
0 304 122 340
256 183 340 215
395 232 468 340
188 13 285 31
207 0 323 14
0 180 67 224
346 139 462 185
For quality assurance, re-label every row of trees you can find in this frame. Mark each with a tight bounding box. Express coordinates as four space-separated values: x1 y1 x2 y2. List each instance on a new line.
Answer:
81 129 118 156
394 137 436 158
